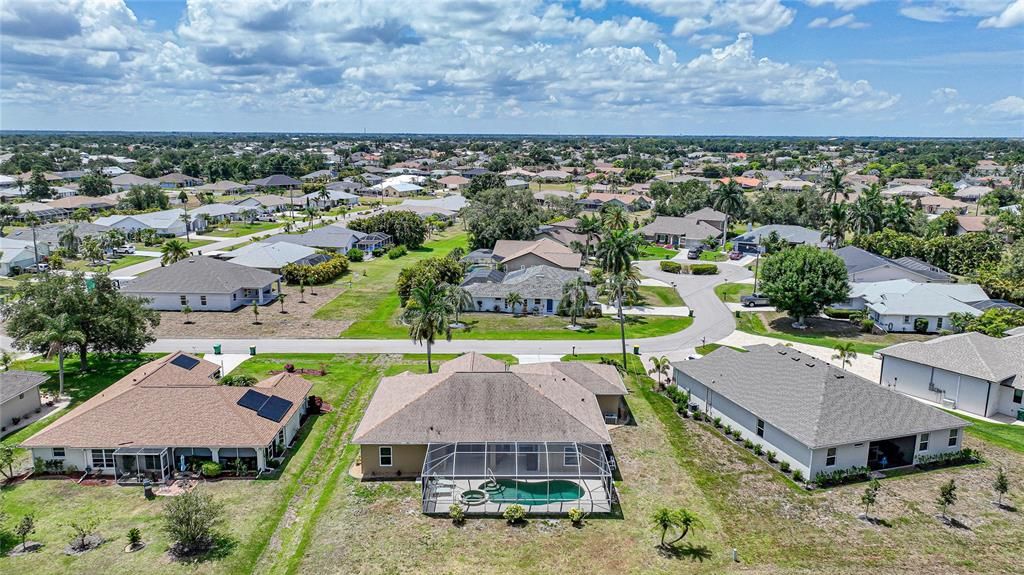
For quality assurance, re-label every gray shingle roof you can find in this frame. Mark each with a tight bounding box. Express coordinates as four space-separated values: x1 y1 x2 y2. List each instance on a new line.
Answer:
250 174 301 187
733 225 826 248
461 265 592 301
122 256 280 294
673 344 967 449
836 246 951 281
640 216 721 239
1 370 49 404
878 332 1024 386
262 225 366 250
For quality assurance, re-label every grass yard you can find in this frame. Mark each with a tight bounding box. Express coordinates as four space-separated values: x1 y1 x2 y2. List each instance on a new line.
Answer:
736 311 932 355
182 239 215 249
694 343 746 355
698 250 727 262
203 221 283 238
63 255 155 273
713 282 753 303
946 411 1024 454
640 245 678 260
637 285 685 307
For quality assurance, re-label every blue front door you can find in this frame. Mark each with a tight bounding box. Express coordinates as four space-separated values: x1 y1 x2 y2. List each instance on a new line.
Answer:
546 299 553 313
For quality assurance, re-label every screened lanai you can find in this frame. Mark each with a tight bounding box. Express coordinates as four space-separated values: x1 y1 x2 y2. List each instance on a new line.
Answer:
421 442 615 515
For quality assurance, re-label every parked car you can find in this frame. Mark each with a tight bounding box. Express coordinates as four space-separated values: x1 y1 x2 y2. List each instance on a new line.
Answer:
26 263 50 273
729 251 743 260
256 213 277 222
114 244 136 255
686 247 703 260
740 293 771 307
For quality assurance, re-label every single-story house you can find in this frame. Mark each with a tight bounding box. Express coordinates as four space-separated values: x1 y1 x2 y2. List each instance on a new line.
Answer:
46 195 119 212
16 202 66 222
401 194 467 212
674 344 969 480
121 256 281 311
577 193 651 212
835 279 997 333
221 241 330 273
492 238 582 271
190 202 249 223
263 224 391 253
878 332 1024 420
640 210 726 249
436 175 471 190
233 194 293 213
382 182 424 197
461 265 592 315
836 246 952 283
326 180 366 195
506 178 530 190
534 219 588 248
297 189 360 210
919 196 970 215
249 174 302 189
352 353 621 515
500 167 537 179
384 204 456 221
300 169 335 182
94 208 206 237
882 184 934 198
21 352 312 482
765 179 814 192
0 238 43 275
733 225 827 254
955 215 991 235
535 169 572 181
111 173 158 191
954 186 993 202
194 180 254 194
157 172 204 188
1 370 49 430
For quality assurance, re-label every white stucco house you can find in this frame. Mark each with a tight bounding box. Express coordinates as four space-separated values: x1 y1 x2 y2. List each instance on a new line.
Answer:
2 370 48 431
94 209 207 237
0 238 43 276
673 344 969 480
878 332 1024 421
460 265 593 315
121 256 281 311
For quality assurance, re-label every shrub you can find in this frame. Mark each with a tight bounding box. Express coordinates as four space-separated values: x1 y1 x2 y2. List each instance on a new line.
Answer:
712 416 722 428
349 211 428 248
387 245 408 259
395 255 466 304
752 444 764 456
162 489 225 555
220 374 257 387
583 305 603 319
692 411 703 422
689 263 718 275
568 507 585 526
766 450 777 463
731 429 742 440
281 253 350 285
913 317 929 334
779 461 791 473
33 457 46 474
128 528 142 546
814 466 870 488
284 363 295 373
860 319 875 333
448 504 465 525
743 439 754 449
678 405 689 417
200 462 222 478
915 448 980 469
824 307 857 319
723 424 733 435
503 504 526 524
660 260 682 274
346 248 364 262
372 247 386 258
792 469 805 483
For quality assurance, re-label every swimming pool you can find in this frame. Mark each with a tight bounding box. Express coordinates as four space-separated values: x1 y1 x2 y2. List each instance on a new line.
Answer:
479 479 585 504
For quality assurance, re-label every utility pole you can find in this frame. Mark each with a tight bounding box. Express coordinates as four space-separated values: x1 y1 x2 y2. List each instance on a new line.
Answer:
753 252 761 294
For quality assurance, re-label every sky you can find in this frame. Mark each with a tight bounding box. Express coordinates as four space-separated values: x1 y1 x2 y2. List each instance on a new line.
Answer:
1 0 1022 137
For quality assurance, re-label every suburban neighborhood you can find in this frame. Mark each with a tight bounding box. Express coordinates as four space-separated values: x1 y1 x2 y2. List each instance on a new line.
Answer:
1 1 1023 574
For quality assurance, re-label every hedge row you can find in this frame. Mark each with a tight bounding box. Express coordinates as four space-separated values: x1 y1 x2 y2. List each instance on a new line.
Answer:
660 260 682 273
281 254 350 285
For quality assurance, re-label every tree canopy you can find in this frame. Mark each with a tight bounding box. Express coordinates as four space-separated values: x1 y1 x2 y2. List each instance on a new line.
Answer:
759 246 849 325
349 210 428 249
462 187 542 249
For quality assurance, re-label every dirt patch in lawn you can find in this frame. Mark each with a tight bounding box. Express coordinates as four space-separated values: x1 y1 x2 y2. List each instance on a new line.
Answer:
152 283 349 338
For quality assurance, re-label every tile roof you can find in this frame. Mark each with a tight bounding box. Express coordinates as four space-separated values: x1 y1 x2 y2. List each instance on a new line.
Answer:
878 332 1024 386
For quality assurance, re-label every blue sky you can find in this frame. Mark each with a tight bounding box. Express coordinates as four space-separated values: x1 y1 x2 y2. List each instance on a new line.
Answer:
1 0 1022 136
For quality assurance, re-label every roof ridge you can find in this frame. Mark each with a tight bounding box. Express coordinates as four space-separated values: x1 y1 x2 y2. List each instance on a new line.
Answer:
351 373 449 442
521 373 608 442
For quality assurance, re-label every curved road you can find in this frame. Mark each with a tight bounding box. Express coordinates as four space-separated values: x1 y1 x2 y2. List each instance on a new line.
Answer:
141 257 753 359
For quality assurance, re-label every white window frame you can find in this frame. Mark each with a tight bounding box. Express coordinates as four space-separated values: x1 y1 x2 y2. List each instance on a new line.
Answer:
52 447 66 458
756 419 765 438
948 428 958 447
91 448 115 469
378 446 393 467
200 295 207 306
825 447 837 467
563 446 579 467
179 295 188 306
918 433 929 452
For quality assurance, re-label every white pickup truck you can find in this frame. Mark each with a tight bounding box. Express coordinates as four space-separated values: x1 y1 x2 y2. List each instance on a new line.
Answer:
113 244 136 255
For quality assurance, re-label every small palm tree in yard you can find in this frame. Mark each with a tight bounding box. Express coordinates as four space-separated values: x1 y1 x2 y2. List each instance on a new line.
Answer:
506 291 524 316
651 508 702 549
832 342 857 370
648 356 671 389
401 280 454 374
251 302 261 325
443 284 472 327
559 277 589 328
181 305 193 324
161 239 189 266
298 278 306 303
277 293 288 314
29 313 84 400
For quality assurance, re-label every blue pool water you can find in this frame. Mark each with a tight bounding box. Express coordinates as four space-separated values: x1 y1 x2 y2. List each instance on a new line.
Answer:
479 479 584 504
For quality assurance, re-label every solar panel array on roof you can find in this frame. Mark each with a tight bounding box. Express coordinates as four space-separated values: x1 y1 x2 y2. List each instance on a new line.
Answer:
256 396 293 423
170 355 201 370
237 389 270 411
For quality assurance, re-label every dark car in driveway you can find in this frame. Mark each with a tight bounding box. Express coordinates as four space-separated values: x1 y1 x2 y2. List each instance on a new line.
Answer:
686 247 703 260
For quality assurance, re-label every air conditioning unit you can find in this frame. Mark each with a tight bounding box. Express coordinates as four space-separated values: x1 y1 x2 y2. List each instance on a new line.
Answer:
941 398 956 409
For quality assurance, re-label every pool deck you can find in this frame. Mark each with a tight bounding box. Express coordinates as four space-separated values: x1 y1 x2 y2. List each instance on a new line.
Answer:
422 478 613 515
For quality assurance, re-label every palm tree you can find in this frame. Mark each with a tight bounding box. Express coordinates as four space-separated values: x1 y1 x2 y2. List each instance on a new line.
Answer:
821 165 849 205
710 180 745 248
180 211 192 241
0 204 17 236
648 356 671 389
401 280 454 374
443 284 472 326
29 313 84 399
832 342 858 370
600 269 640 367
848 196 879 236
884 196 914 232
506 291 524 316
574 213 603 259
58 225 79 255
277 293 288 314
559 277 589 328
596 229 646 367
821 204 848 249
181 305 193 324
304 205 319 229
602 205 630 231
651 508 703 548
252 301 261 324
161 239 190 266
81 237 103 265
317 188 331 209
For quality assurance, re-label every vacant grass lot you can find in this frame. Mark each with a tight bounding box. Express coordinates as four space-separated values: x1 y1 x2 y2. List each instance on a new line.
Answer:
204 221 283 238
737 311 932 355
713 282 753 303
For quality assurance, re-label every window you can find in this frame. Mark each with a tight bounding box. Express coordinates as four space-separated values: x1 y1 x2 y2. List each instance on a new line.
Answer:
948 429 959 447
18 393 24 400
534 298 541 305
936 317 943 329
200 295 207 306
825 447 837 467
563 446 579 467
233 294 237 301
903 315 910 323
378 446 393 467
1014 389 1023 405
52 448 65 458
756 419 765 437
918 433 929 452
91 449 115 469
180 295 187 306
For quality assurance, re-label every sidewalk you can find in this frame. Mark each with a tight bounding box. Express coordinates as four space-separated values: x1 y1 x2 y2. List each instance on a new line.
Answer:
599 304 690 317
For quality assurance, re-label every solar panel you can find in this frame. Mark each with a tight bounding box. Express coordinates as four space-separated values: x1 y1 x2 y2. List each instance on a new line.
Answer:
256 395 293 423
170 355 201 370
237 389 270 412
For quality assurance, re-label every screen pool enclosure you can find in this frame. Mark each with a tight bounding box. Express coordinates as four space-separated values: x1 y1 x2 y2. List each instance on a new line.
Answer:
421 442 615 515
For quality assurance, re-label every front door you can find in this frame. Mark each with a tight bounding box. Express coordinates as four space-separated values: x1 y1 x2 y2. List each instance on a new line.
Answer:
546 299 553 313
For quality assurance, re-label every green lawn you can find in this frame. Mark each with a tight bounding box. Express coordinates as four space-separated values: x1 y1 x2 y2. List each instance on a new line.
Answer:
736 312 924 355
204 221 283 237
63 255 155 273
639 245 678 260
698 250 727 262
182 238 215 249
637 285 685 307
695 343 746 355
714 282 753 303
946 411 1024 454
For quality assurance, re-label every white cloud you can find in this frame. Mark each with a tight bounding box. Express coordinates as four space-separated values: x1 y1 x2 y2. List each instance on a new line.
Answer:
986 95 1024 118
979 0 1024 27
579 0 607 9
899 1 1014 23
804 0 875 8
629 0 795 36
583 16 661 46
809 13 869 28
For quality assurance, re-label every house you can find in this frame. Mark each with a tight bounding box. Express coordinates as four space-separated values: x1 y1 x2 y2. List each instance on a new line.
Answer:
836 246 952 283
733 225 827 254
402 194 467 212
297 189 360 210
16 202 66 222
954 186 993 202
534 219 588 248
382 182 424 196
194 180 254 194
0 238 46 275
190 202 249 223
46 195 119 212
461 265 593 315
492 238 582 270
20 352 312 482
249 174 302 189
534 189 577 204
436 175 471 190
535 169 573 181
838 279 997 333
719 176 761 189
121 256 281 311
157 172 204 188
384 204 456 221
233 194 293 213
500 167 537 179
263 224 391 253
352 353 620 515
882 184 933 198
326 180 366 195
919 196 969 215
110 173 158 191
878 332 1024 420
640 209 727 249
578 193 651 212
673 344 969 479
955 215 990 235
94 208 206 237
1 370 49 430
300 169 335 182
221 242 330 273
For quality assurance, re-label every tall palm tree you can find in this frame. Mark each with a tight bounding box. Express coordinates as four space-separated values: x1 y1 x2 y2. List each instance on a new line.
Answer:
648 355 671 389
161 238 190 265
821 165 849 205
58 225 79 254
602 205 629 231
848 196 879 236
317 188 331 209
180 211 191 241
29 313 84 399
596 229 646 367
443 284 472 326
401 280 454 374
559 277 589 328
506 291 524 316
822 204 848 249
304 205 319 229
600 269 640 368
710 180 745 248
884 197 914 232
832 342 858 370
574 214 603 259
